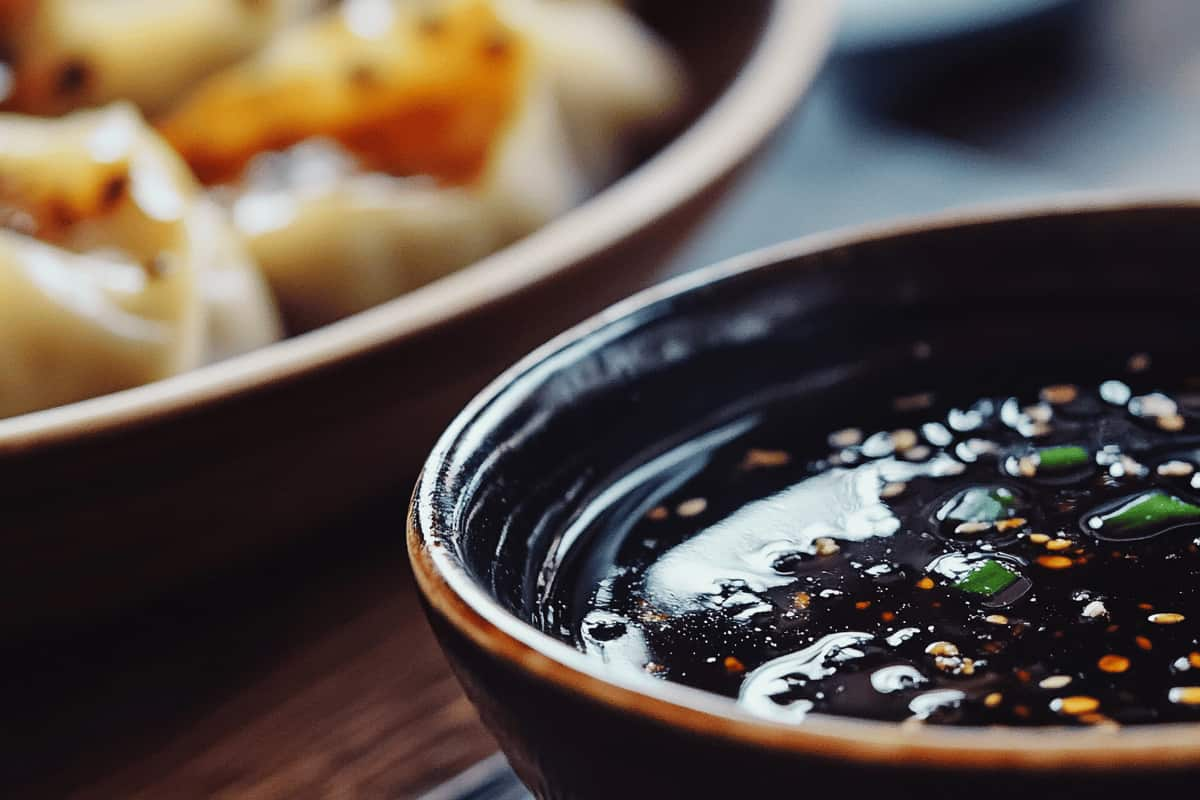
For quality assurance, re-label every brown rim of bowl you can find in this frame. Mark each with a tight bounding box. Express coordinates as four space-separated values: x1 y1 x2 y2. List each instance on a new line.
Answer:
0 0 837 454
410 193 1200 774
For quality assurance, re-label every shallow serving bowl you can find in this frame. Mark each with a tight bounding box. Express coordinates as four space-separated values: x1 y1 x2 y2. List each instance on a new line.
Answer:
0 0 836 629
410 198 1200 799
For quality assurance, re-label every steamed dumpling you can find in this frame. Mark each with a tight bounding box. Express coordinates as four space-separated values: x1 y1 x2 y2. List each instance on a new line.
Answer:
0 0 320 116
227 141 507 329
158 0 682 330
0 104 281 418
498 0 686 182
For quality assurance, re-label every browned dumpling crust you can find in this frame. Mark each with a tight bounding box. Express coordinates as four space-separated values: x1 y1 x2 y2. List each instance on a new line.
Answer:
0 104 280 418
0 0 319 116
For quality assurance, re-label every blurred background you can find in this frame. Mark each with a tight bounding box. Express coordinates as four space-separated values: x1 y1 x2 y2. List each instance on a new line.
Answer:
8 1 1200 798
673 0 1200 274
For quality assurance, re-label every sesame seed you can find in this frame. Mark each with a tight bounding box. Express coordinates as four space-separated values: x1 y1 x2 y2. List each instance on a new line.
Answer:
723 656 745 673
965 438 999 455
793 592 811 609
1040 675 1073 690
1157 460 1195 478
1099 380 1132 405
1025 403 1054 424
828 428 862 448
1169 687 1200 706
1051 695 1100 715
954 521 992 536
1028 533 1051 544
984 692 1003 708
1158 413 1186 432
880 482 907 499
1127 353 1151 373
1026 421 1054 437
916 577 935 590
676 498 707 517
925 641 960 657
1136 636 1154 651
891 429 919 452
742 449 791 469
1119 455 1146 476
1191 653 1200 669
1082 600 1109 619
934 655 961 673
855 600 872 610
903 445 932 461
1018 455 1039 477
1098 654 1130 673
646 506 669 521
814 538 841 557
985 614 1009 625
1149 612 1186 625
1046 538 1073 552
1037 555 1074 570
1040 384 1078 405
995 517 1028 532
893 392 934 412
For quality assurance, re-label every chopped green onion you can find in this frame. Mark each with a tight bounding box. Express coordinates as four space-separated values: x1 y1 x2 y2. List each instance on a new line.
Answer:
1037 445 1089 470
1087 491 1200 541
953 559 1019 596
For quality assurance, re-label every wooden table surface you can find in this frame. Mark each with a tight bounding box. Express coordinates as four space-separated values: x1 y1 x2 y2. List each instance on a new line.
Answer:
7 2 1200 798
3 500 497 799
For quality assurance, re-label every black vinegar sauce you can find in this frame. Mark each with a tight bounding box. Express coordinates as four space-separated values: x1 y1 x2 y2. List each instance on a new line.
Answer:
556 364 1200 727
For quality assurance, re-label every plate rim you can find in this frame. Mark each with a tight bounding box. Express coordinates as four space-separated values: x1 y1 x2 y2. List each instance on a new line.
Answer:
0 0 838 452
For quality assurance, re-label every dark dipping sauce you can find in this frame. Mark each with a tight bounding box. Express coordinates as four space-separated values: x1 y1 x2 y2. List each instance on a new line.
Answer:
546 366 1200 727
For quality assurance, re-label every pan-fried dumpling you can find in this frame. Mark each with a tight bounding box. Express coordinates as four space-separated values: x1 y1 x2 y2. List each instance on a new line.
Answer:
0 0 320 116
158 0 682 330
0 103 281 418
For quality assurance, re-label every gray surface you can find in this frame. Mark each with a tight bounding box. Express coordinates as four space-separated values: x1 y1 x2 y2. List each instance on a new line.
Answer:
671 0 1200 274
669 78 1069 273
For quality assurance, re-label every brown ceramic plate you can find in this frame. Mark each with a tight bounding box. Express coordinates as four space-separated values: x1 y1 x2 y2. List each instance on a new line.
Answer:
0 1 836 629
411 197 1200 799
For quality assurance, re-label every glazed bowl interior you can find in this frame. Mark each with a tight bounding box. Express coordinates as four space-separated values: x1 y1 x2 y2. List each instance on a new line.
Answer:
414 199 1200 766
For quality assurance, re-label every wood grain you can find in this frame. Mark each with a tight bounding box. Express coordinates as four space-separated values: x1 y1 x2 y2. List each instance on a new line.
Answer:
1 499 497 800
